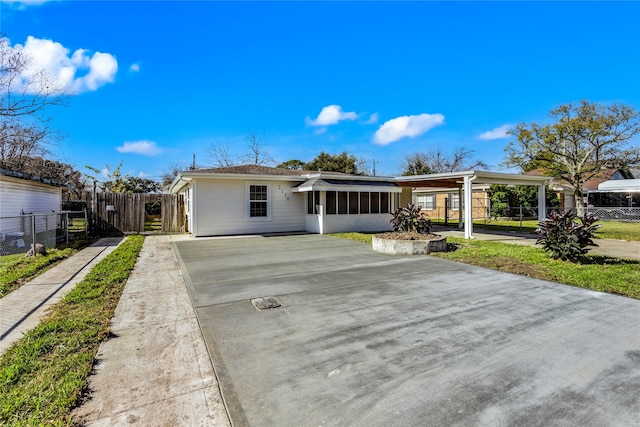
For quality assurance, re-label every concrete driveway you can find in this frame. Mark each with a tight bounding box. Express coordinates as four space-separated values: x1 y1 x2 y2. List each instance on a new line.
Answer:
173 234 640 427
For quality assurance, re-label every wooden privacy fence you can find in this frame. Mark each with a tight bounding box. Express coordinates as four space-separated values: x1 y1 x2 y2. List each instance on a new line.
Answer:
87 192 184 234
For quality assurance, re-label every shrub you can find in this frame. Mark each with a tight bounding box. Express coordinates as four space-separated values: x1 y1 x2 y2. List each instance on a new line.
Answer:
535 210 601 262
390 204 432 234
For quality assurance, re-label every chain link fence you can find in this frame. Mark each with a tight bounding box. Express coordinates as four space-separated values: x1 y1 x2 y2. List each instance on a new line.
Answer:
587 207 640 221
0 211 87 256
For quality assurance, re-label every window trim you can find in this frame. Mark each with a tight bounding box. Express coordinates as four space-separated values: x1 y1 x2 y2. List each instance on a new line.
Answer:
416 193 436 210
246 182 271 221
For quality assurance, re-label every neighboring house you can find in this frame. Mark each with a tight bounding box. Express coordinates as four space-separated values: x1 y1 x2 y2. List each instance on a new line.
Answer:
413 186 491 220
169 165 402 237
525 168 635 211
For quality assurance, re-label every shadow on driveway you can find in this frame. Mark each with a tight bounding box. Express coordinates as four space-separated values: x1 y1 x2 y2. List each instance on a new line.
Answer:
173 234 640 427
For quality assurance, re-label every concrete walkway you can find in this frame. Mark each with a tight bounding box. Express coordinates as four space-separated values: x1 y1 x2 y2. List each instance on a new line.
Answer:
0 237 123 355
73 235 230 426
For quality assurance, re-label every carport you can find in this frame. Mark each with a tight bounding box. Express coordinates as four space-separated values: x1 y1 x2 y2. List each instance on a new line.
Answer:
395 170 551 239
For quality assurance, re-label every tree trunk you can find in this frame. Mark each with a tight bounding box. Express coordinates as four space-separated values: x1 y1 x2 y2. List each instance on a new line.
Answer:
574 189 585 216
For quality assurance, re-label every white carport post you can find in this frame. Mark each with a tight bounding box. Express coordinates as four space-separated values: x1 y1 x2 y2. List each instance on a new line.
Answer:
538 184 546 220
463 175 475 239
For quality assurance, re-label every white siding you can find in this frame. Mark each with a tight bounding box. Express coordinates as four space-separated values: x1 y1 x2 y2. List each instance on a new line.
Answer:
193 178 306 236
0 175 61 217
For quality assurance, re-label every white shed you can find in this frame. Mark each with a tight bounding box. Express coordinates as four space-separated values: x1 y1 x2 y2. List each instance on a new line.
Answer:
0 170 62 217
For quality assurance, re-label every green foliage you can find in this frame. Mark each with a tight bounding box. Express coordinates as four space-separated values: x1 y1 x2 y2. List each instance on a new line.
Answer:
303 151 364 174
86 162 160 193
488 184 560 217
504 101 640 214
390 204 432 233
0 235 144 426
536 210 601 262
276 159 306 170
401 153 432 176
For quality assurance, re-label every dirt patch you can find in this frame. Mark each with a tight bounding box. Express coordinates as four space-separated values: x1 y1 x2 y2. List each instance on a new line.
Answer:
466 256 556 281
375 232 443 241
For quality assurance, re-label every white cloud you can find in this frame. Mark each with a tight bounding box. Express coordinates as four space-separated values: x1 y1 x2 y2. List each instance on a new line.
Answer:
306 105 358 126
364 113 379 125
0 0 51 8
11 36 118 94
373 113 445 145
129 62 140 72
479 124 512 140
116 140 162 156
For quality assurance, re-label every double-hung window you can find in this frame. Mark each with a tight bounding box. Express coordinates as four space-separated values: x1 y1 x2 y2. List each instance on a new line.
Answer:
248 184 269 219
416 194 435 210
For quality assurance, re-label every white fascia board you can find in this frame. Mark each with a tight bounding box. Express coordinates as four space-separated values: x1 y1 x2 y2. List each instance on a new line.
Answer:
169 174 193 194
180 172 307 183
394 170 475 182
294 184 402 193
473 171 550 185
311 173 397 182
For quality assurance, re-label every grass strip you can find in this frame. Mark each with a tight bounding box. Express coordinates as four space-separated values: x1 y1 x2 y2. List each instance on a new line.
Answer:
431 219 640 242
0 249 77 298
329 233 640 299
0 235 145 426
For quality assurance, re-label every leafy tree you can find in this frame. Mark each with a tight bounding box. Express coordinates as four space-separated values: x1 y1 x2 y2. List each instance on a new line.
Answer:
401 152 431 176
489 184 559 218
304 151 364 174
505 101 640 215
401 147 487 176
86 162 160 193
276 159 306 170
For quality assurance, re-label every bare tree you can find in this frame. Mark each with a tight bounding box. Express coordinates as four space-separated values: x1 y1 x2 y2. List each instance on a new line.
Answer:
402 147 487 176
0 37 67 171
205 141 237 167
205 131 274 167
160 162 185 188
239 131 274 166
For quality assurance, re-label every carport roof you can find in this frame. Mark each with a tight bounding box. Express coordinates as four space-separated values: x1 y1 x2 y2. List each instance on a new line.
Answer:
394 170 550 189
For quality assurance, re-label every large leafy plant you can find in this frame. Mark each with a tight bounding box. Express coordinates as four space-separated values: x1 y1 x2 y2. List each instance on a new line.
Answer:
390 204 432 234
535 210 601 262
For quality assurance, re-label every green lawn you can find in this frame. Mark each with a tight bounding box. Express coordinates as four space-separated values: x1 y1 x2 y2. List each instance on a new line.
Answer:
329 233 640 299
0 235 144 426
0 249 77 298
431 219 640 242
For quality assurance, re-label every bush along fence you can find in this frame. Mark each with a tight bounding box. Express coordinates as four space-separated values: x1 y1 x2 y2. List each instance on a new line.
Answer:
0 211 87 256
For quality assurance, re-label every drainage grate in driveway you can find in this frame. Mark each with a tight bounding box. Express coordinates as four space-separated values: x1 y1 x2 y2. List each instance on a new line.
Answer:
251 296 282 311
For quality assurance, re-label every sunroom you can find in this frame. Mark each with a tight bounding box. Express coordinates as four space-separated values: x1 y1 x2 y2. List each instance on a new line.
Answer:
291 176 403 234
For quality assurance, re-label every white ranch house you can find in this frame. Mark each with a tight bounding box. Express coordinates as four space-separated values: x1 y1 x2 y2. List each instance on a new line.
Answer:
169 165 550 239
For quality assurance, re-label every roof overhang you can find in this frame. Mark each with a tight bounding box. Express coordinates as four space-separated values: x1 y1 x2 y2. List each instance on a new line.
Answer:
596 179 640 192
292 177 401 193
394 170 551 189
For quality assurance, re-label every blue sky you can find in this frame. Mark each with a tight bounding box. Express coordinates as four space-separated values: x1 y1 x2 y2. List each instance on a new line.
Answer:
2 1 639 181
